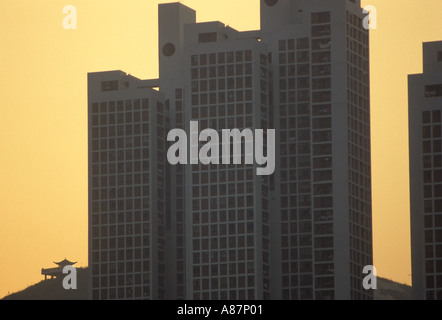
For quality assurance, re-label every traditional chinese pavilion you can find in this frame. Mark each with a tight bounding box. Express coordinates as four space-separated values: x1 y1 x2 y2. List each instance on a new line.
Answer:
41 258 77 280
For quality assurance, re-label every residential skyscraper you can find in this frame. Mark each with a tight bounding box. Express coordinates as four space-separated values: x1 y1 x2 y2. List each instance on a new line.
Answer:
88 0 373 300
158 3 274 300
409 41 442 300
259 0 372 300
88 71 167 299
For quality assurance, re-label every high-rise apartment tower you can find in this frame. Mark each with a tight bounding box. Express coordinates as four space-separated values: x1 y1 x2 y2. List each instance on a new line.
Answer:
88 0 373 300
409 41 442 300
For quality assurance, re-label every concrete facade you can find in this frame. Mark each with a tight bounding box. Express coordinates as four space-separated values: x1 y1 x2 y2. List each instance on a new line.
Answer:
409 41 442 300
88 0 373 300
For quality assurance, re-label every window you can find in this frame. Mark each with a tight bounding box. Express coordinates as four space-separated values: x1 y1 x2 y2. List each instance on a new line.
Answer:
312 25 330 37
313 170 332 182
227 64 234 76
191 68 199 80
312 38 331 50
312 51 331 63
101 80 118 92
227 52 234 63
200 67 207 79
434 110 441 123
311 12 331 24
312 65 331 76
218 52 225 64
423 111 431 123
297 64 309 76
313 78 331 90
92 103 99 113
191 55 198 66
313 157 332 169
425 84 442 98
313 143 332 155
209 53 217 65
297 51 309 63
435 155 442 167
313 104 331 116
297 78 309 89
312 91 331 103
297 38 309 50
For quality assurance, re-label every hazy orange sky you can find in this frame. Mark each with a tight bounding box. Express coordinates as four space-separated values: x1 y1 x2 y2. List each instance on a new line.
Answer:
1 0 441 299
